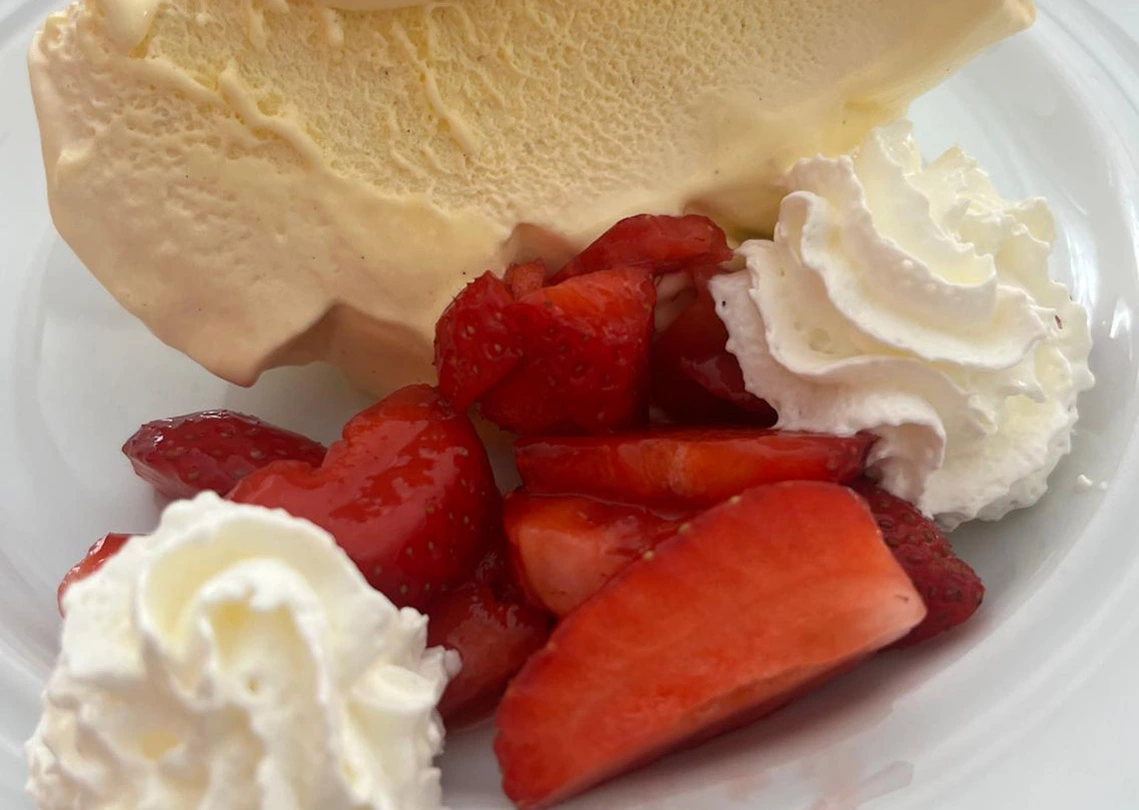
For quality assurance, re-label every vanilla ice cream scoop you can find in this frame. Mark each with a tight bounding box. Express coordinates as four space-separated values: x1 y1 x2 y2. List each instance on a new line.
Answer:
26 494 456 810
29 0 1033 393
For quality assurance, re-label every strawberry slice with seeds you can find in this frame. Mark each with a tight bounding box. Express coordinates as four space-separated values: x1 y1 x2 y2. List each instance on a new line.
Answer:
481 268 656 435
849 480 984 646
122 411 327 500
516 428 873 509
57 533 133 615
428 547 551 726
651 282 775 425
230 385 500 610
435 271 524 411
504 492 689 616
551 215 733 283
494 482 925 809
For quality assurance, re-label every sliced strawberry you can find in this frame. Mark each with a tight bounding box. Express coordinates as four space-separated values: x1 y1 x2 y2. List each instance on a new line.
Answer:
434 271 524 411
429 548 551 726
479 363 577 437
651 282 775 425
503 492 688 616
58 533 132 615
849 480 984 646
482 268 656 435
504 260 548 299
230 385 500 610
551 215 733 283
122 411 327 500
516 428 873 510
495 482 925 809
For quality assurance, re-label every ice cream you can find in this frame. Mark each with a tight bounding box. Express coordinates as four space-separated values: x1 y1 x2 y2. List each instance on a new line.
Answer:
29 0 1034 393
712 122 1094 529
27 493 456 810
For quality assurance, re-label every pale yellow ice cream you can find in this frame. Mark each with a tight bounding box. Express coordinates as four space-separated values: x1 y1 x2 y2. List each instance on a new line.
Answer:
29 0 1034 394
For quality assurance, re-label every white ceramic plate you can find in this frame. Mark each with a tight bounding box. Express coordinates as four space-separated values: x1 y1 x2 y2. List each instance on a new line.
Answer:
3 1 1139 808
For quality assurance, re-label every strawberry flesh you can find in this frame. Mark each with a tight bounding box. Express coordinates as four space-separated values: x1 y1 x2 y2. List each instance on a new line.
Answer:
57 533 133 615
551 215 733 283
435 271 524 410
494 482 925 809
504 492 688 616
651 283 775 425
428 547 551 726
481 268 656 435
849 480 985 646
122 411 327 499
516 428 873 509
230 385 500 610
504 260 548 299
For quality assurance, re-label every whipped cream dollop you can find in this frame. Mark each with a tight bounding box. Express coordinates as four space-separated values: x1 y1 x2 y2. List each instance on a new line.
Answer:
713 121 1094 529
27 493 456 810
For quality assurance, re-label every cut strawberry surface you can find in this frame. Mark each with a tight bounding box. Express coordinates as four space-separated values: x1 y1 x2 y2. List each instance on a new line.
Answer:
504 260 548 299
495 482 925 809
503 492 688 616
482 268 656 435
428 547 551 726
57 533 132 615
551 215 733 283
651 283 775 425
850 480 985 646
434 271 524 411
230 385 500 610
516 428 873 509
122 411 327 500
479 365 577 437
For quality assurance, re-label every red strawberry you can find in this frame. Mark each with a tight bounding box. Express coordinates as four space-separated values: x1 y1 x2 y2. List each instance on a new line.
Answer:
479 364 577 437
230 385 500 610
428 548 551 726
122 411 327 499
849 480 985 646
504 260 548 299
503 492 688 616
481 268 656 435
494 482 925 809
516 428 873 510
651 283 776 425
57 533 132 615
551 215 733 283
434 271 524 410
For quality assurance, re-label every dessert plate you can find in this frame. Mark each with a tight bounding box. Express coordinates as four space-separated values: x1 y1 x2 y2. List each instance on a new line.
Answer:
2 0 1138 807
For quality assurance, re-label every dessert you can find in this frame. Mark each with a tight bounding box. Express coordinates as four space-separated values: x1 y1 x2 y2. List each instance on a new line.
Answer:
713 121 1095 528
30 181 1081 806
28 0 1033 393
27 0 1105 807
29 494 456 810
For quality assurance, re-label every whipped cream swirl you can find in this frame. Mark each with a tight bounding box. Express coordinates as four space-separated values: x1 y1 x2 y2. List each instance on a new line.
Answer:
27 493 456 810
713 121 1093 529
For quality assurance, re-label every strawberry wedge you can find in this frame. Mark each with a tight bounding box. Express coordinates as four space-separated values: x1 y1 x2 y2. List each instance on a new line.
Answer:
551 214 733 283
515 428 873 509
503 493 690 616
495 482 925 809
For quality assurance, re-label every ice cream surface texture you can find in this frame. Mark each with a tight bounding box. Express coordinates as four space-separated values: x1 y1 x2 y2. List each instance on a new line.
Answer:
29 0 1034 393
713 122 1094 530
26 493 456 810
